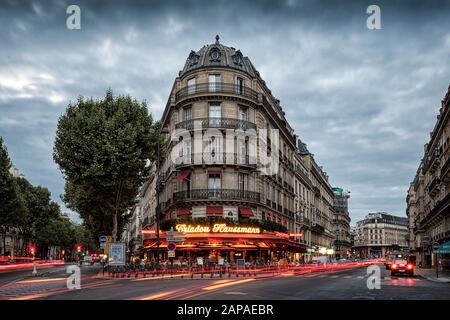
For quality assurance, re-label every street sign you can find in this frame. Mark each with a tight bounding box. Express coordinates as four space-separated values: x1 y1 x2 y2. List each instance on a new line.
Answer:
167 237 186 242
197 257 204 266
432 243 440 251
168 250 175 258
108 242 125 266
218 258 224 266
99 235 107 248
167 242 177 251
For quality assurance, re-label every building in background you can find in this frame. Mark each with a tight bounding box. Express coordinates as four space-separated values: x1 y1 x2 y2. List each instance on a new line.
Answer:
353 212 408 259
332 187 351 258
407 86 450 269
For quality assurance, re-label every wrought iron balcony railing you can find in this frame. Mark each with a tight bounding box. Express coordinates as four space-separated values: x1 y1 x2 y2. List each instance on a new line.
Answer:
174 152 256 167
175 117 256 131
173 189 261 203
175 83 259 103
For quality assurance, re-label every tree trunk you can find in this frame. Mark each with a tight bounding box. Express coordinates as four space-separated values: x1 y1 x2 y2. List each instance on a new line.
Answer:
2 232 6 256
112 212 117 242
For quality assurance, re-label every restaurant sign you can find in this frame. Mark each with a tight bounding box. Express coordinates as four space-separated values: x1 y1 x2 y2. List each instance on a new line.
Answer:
175 223 261 234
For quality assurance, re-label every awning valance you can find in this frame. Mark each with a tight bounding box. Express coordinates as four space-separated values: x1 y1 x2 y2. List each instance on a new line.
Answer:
206 205 223 216
208 170 222 175
239 207 254 218
177 207 191 216
178 171 190 181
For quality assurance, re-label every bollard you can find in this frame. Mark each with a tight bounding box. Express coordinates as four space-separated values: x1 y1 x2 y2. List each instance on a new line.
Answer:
201 272 204 278
210 271 213 278
191 272 194 279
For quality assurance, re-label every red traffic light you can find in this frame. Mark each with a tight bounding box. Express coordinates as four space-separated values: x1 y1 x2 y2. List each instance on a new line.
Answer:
76 245 82 252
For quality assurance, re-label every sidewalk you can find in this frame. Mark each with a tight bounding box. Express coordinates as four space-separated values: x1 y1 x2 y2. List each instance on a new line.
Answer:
415 267 450 283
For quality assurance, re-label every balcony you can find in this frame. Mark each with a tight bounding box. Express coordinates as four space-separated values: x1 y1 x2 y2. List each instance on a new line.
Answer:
311 223 325 234
296 216 310 226
427 177 441 197
441 156 450 183
175 117 256 131
175 152 256 167
175 83 259 104
173 189 261 203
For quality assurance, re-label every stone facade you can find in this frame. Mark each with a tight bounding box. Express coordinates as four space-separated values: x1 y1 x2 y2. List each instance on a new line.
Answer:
407 86 450 269
354 212 408 258
127 37 337 259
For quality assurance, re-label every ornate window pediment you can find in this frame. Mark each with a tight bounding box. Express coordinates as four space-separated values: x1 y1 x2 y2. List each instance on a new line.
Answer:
232 50 243 66
209 47 222 62
188 50 200 67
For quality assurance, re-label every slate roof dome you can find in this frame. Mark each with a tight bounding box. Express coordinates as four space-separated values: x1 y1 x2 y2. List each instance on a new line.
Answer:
179 35 258 77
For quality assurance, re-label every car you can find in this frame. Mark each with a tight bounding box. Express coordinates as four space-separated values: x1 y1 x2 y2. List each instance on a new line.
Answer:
390 259 414 276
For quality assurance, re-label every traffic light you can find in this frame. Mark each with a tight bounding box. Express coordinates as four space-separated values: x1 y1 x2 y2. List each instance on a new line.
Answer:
76 245 82 252
30 246 35 255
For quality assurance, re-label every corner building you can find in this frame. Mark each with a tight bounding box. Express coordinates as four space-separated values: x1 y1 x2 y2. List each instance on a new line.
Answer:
142 37 335 264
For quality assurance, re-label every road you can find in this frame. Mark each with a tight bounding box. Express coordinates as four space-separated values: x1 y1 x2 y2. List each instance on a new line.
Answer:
1 263 449 300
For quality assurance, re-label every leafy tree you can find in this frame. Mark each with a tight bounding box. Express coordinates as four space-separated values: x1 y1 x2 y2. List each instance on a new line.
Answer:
14 177 60 255
0 137 26 255
36 214 76 251
74 223 97 252
53 90 158 241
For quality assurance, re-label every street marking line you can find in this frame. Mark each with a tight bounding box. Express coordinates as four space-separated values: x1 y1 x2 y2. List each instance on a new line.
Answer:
357 276 364 279
17 278 66 284
136 289 183 300
344 276 352 279
330 275 339 279
203 278 255 291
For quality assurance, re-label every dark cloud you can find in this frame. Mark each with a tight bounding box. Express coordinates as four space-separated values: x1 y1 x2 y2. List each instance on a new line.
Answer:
1 0 449 223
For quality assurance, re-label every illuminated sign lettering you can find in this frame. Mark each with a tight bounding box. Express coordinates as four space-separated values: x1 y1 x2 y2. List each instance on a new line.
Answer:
175 223 260 234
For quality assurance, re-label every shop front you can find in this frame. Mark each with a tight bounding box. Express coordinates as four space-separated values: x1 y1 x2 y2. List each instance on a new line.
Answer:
141 223 307 265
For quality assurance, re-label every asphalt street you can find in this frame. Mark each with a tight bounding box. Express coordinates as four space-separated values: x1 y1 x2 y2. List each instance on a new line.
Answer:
1 263 448 300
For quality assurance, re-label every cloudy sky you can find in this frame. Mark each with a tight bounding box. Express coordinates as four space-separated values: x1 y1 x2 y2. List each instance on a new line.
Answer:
1 0 449 224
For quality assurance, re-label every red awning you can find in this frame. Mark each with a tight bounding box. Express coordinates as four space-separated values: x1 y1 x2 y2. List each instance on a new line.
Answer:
239 207 254 218
208 170 222 175
206 206 223 216
177 207 191 216
178 171 190 181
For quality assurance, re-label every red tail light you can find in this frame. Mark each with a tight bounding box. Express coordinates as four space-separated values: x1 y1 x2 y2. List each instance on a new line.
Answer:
391 264 398 269
407 264 413 270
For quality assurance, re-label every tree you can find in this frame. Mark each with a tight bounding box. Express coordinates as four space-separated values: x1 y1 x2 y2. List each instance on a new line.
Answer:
14 177 60 256
53 90 158 241
36 214 76 257
0 137 26 255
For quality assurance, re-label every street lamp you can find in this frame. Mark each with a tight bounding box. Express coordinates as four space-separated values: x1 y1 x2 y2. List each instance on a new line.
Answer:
156 126 169 266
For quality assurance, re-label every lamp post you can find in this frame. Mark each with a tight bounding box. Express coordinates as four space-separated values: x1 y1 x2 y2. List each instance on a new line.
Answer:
156 127 169 266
